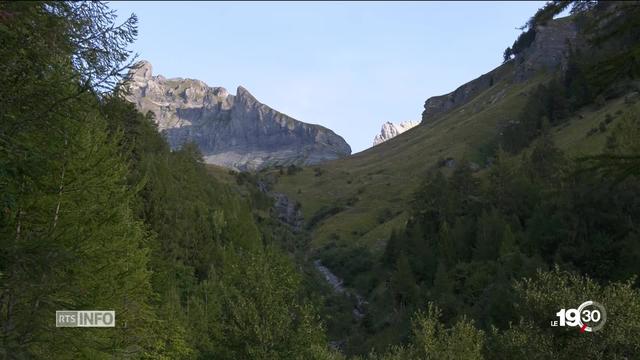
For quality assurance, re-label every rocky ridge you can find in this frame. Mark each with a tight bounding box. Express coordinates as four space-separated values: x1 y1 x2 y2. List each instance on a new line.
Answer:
421 16 581 123
125 61 351 171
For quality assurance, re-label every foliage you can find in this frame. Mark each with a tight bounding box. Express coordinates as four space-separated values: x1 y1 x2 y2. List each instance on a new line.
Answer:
488 268 640 359
0 2 334 358
2 1 640 359
502 2 640 153
307 204 347 230
0 2 155 357
376 128 640 353
212 247 330 359
503 28 536 62
371 269 640 360
366 303 485 360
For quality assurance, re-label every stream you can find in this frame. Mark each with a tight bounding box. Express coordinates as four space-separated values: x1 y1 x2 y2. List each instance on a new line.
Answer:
313 259 367 319
258 182 367 345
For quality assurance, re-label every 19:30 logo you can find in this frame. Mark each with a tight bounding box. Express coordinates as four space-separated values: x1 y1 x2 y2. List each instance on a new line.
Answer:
551 301 607 333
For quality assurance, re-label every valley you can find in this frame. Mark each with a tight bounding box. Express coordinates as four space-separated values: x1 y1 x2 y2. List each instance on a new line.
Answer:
2 1 640 359
260 2 640 354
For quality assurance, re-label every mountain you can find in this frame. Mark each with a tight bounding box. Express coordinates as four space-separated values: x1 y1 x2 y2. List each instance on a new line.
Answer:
271 3 640 353
275 14 586 254
372 121 419 146
6 1 640 358
421 15 579 123
125 61 351 171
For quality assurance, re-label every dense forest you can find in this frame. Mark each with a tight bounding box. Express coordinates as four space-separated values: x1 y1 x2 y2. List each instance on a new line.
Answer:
0 2 335 358
1 1 639 359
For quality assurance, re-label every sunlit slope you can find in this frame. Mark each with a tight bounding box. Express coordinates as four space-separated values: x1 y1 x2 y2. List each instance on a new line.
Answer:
551 92 640 156
273 61 634 254
274 61 525 252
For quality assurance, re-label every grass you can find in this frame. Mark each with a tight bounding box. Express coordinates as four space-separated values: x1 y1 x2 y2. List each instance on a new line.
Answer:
272 62 544 255
206 163 238 186
270 63 638 263
553 95 640 157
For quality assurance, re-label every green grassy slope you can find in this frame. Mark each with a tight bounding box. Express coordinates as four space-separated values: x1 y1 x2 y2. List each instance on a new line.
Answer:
552 92 640 155
273 61 529 253
272 63 636 260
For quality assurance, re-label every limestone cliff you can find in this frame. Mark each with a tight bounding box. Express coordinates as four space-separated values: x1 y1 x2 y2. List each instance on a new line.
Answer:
125 61 351 171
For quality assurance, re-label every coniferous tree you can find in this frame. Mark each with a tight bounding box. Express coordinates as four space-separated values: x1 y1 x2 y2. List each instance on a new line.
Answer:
0 2 158 356
437 221 456 267
391 252 418 310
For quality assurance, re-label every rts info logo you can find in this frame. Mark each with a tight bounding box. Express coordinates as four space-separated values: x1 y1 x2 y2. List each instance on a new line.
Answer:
550 301 606 333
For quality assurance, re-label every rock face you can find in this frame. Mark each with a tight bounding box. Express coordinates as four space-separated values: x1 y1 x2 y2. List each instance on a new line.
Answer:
125 61 351 171
372 121 419 146
422 16 580 123
421 66 504 124
514 17 581 81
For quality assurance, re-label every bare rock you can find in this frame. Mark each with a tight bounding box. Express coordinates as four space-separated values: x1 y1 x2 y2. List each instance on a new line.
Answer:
124 61 351 171
421 16 581 124
373 120 419 146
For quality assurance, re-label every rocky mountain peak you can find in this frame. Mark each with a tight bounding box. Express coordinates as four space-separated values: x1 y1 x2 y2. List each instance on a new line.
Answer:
234 85 259 107
124 61 351 171
373 120 419 146
131 60 153 81
236 85 252 98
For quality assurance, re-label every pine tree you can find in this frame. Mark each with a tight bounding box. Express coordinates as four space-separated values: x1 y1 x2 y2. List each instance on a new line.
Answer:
1 110 157 357
383 229 403 266
499 225 517 258
450 160 481 217
0 3 157 356
432 261 454 301
437 221 456 267
391 252 418 309
473 209 506 262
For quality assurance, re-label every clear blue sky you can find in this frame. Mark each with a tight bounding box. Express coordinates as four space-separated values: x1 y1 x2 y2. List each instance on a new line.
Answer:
111 1 545 153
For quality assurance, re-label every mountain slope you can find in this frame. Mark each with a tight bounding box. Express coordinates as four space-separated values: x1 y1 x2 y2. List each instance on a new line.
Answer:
269 5 640 354
272 10 638 256
125 61 351 171
274 61 542 252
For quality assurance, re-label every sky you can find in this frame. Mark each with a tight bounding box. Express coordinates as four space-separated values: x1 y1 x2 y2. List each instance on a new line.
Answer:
111 1 545 153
